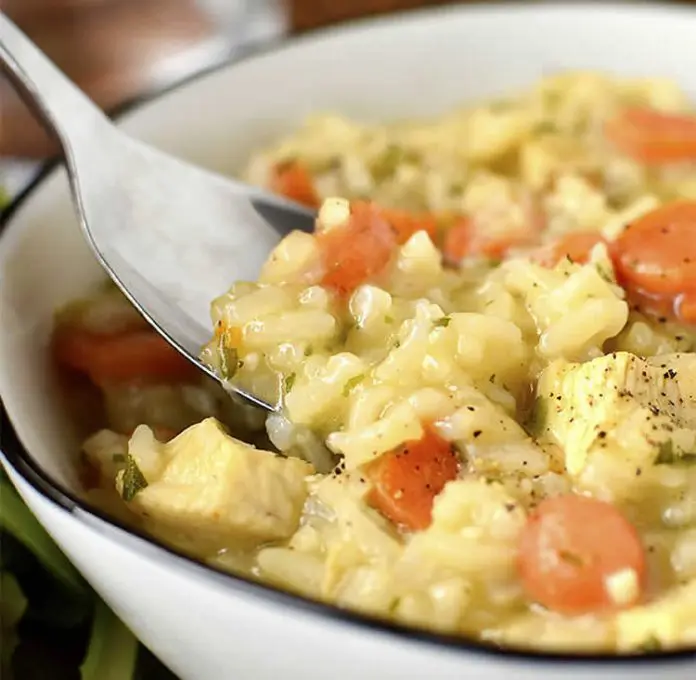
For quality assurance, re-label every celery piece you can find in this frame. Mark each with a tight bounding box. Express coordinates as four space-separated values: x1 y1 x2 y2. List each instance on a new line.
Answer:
0 475 86 594
80 599 139 680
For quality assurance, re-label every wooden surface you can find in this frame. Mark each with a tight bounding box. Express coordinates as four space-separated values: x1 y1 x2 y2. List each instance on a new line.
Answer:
0 0 219 158
289 0 458 31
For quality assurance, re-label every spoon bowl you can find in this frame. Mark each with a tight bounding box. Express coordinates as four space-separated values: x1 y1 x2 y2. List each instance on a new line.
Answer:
0 13 315 411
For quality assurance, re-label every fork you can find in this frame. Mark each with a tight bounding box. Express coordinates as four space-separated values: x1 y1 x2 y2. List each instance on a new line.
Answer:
0 13 315 411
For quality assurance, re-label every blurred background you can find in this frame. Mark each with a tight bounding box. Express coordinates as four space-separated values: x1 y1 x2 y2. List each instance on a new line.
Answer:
0 0 461 163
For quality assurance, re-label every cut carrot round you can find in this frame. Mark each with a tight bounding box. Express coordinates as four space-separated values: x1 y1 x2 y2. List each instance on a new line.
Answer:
374 204 438 245
442 217 475 264
676 291 696 325
443 204 543 265
270 160 320 209
517 494 646 615
605 108 696 165
54 328 199 386
443 217 526 263
317 201 397 297
610 201 696 302
364 426 460 531
534 231 606 268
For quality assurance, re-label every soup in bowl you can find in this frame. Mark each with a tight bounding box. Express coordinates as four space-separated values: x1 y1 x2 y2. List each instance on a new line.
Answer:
2 3 696 678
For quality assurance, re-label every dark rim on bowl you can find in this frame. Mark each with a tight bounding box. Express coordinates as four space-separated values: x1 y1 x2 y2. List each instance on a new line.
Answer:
2 1 696 665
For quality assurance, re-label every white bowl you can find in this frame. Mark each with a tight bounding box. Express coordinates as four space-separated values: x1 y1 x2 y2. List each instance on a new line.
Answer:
2 3 696 678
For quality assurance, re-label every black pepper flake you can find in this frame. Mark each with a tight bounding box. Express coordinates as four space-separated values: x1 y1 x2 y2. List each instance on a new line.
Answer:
473 430 483 438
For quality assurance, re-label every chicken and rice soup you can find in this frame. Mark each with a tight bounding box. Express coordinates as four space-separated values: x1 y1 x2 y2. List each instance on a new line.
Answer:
54 73 696 654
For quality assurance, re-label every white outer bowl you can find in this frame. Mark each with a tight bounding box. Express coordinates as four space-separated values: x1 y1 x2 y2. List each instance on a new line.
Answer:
2 4 696 678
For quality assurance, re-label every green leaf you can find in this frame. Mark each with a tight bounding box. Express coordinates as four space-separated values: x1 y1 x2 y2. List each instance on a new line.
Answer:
0 477 85 594
120 455 148 503
81 599 139 680
433 316 451 328
283 373 296 394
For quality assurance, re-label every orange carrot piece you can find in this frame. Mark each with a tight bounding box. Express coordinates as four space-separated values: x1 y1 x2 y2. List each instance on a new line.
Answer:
517 495 646 615
610 201 696 300
317 201 397 297
364 426 459 531
605 108 696 165
442 217 525 263
534 231 606 268
372 204 438 244
270 160 320 209
54 328 199 386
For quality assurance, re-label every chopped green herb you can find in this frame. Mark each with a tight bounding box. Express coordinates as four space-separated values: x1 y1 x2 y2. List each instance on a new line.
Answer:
284 372 297 393
525 396 548 438
654 440 696 466
218 338 239 381
433 316 451 328
371 145 418 181
638 635 662 653
384 315 394 324
342 374 365 397
393 340 401 349
120 454 148 502
304 345 313 357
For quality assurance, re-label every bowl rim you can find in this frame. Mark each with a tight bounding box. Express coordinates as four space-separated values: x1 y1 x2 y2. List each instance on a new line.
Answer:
2 0 696 665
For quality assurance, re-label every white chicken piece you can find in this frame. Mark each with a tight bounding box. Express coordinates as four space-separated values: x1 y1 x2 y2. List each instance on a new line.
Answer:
118 418 313 554
531 352 696 496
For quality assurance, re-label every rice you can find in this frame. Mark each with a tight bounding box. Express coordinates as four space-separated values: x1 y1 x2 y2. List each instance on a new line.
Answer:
66 72 696 654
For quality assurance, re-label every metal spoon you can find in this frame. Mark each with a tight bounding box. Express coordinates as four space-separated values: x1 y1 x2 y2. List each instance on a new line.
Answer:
0 14 315 412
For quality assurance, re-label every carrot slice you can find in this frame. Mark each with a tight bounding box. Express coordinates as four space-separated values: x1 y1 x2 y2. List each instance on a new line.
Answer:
534 231 606 268
373 204 438 245
605 108 696 165
443 217 528 263
54 328 199 386
317 201 397 297
677 291 696 324
364 426 460 531
517 495 646 615
442 217 475 263
610 202 696 309
270 160 320 209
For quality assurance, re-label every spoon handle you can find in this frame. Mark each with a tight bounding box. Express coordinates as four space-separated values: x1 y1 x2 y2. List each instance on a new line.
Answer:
0 13 109 151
